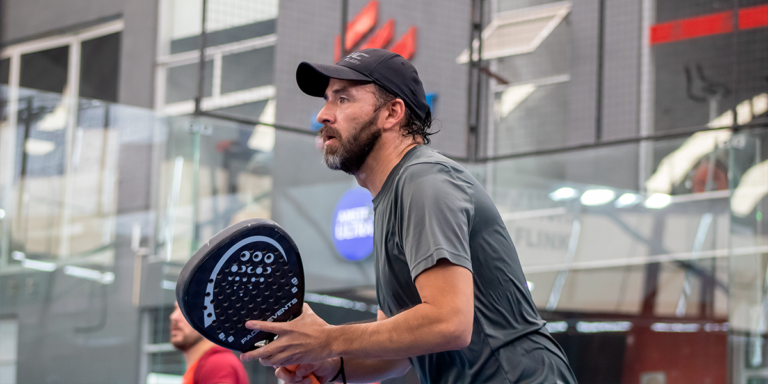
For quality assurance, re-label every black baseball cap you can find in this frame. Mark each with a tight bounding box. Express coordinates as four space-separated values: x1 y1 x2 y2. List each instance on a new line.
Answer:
296 48 430 121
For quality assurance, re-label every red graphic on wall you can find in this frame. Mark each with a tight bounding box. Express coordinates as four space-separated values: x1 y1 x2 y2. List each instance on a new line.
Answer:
334 0 418 61
650 3 768 45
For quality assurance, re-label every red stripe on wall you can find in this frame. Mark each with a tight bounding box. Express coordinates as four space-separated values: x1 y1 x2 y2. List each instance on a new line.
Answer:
651 11 733 45
360 19 395 50
739 4 768 30
389 27 417 60
334 0 379 61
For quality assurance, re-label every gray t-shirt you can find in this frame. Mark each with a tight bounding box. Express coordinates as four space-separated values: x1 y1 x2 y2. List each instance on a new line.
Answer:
373 146 575 383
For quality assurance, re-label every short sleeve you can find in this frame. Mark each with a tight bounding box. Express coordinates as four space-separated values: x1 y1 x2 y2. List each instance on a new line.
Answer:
196 352 246 384
398 163 474 281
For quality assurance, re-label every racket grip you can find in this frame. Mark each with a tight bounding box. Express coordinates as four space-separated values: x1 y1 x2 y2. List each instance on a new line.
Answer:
285 365 320 384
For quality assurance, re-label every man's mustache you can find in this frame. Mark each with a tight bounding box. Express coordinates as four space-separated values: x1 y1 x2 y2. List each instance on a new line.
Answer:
319 126 341 140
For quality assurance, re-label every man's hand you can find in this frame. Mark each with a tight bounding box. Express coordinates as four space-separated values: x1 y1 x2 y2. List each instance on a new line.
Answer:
240 304 335 367
276 358 340 384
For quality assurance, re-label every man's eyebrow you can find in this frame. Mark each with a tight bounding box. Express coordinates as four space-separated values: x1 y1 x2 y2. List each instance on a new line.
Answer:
324 85 353 101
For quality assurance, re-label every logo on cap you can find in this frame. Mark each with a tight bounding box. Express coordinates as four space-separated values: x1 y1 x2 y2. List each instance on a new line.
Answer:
343 52 370 65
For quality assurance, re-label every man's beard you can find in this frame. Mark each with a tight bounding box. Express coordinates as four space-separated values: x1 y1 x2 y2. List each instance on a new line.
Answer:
171 332 204 352
321 113 381 174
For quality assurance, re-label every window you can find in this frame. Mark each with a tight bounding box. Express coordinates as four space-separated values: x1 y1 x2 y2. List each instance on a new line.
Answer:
79 33 121 102
0 59 10 85
457 1 571 63
20 46 69 94
0 20 123 102
156 0 278 118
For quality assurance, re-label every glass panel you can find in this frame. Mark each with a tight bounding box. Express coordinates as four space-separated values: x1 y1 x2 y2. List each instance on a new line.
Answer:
730 130 768 382
79 33 121 102
19 46 69 94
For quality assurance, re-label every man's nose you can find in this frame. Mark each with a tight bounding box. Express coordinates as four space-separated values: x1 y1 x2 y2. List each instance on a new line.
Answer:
317 103 334 125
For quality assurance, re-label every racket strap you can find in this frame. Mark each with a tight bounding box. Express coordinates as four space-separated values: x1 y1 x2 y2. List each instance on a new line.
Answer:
330 356 346 384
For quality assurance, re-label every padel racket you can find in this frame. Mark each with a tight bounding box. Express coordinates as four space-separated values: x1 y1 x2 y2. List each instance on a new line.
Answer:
176 218 320 383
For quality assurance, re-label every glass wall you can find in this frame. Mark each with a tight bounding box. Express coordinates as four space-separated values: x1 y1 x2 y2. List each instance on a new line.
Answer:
0 0 767 383
1 83 768 383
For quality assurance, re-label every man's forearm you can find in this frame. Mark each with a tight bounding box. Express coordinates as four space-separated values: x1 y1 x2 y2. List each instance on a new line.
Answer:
329 302 470 360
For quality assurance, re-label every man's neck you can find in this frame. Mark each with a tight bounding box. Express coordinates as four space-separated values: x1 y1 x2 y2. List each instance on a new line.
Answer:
183 339 216 367
354 138 419 197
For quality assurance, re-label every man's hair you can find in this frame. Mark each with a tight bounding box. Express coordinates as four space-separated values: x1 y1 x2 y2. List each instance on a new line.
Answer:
373 84 435 145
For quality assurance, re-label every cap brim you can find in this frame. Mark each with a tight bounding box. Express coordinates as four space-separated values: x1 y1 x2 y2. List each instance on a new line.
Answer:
296 62 373 97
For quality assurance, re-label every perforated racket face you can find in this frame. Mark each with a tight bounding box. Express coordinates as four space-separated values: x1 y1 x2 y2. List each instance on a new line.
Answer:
176 219 305 352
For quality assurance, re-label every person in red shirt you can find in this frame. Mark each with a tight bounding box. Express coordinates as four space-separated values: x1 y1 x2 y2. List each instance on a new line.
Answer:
170 302 250 384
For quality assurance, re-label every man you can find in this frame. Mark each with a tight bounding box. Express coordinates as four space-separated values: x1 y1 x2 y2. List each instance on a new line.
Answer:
170 302 250 384
240 48 576 383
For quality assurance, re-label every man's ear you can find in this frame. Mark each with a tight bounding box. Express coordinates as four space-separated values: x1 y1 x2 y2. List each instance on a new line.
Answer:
380 98 407 131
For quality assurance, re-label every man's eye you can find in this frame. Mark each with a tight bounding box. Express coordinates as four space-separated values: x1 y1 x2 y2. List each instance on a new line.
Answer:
339 97 348 103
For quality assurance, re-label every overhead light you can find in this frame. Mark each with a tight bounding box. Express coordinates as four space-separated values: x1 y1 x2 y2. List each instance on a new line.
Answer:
25 138 56 156
526 281 535 291
22 259 56 272
64 265 115 284
651 323 700 333
545 321 568 333
645 193 672 209
575 321 632 333
11 251 25 260
704 323 728 332
161 280 177 290
549 187 576 201
101 272 115 284
615 193 639 208
580 189 615 206
305 292 378 314
0 209 5 219
496 84 536 118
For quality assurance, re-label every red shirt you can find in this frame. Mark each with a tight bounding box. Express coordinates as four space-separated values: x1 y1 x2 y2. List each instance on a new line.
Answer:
182 346 249 384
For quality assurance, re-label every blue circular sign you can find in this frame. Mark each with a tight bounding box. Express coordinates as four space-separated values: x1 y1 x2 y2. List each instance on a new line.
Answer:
332 187 374 261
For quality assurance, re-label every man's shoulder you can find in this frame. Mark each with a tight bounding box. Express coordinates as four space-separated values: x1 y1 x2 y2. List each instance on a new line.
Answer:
195 346 248 384
199 346 241 366
399 146 468 179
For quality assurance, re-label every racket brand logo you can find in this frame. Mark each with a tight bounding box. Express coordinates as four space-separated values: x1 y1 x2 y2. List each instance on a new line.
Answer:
240 297 300 344
271 297 299 321
241 330 258 344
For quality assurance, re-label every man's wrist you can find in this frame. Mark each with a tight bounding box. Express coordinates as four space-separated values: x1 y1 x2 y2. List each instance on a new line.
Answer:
324 324 343 358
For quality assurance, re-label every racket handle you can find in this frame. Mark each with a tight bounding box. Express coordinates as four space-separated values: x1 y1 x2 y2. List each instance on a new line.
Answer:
285 365 320 384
